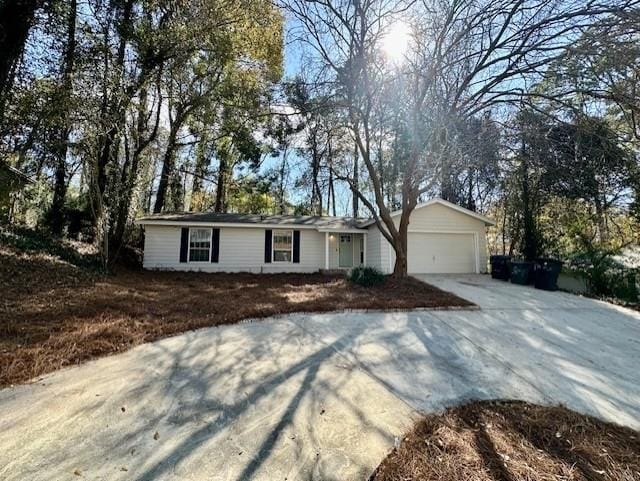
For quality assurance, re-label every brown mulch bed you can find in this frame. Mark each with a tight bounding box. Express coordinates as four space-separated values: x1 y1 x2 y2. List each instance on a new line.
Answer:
0 248 472 388
371 400 640 481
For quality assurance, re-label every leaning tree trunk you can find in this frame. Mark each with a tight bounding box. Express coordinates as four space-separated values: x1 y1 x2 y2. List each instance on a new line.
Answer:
0 0 43 120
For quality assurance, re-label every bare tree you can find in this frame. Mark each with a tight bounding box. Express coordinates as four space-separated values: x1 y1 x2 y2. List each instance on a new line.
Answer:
284 0 636 276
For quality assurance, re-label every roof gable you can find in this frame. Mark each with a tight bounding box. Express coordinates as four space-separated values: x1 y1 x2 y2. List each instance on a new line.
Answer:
361 198 495 227
394 198 495 226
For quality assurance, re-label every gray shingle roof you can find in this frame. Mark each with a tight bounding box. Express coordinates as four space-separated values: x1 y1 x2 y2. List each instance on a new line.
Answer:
136 212 370 230
136 198 494 229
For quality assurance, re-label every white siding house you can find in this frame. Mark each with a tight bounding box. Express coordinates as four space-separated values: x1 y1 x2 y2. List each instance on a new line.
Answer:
137 198 494 274
142 226 327 273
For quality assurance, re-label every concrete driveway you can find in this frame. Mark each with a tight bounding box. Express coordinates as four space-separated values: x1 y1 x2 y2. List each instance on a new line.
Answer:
1 275 639 481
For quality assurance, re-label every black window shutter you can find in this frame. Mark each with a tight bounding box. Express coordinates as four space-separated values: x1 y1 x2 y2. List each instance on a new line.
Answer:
264 229 272 263
211 228 220 263
293 230 300 263
179 228 189 262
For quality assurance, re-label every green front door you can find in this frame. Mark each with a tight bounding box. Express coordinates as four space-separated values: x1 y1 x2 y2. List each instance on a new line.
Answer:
339 234 353 267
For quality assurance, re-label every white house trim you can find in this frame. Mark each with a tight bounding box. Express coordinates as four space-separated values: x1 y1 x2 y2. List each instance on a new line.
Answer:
363 232 367 266
317 228 364 234
136 220 321 230
401 198 495 225
324 231 329 269
474 232 480 274
361 198 495 227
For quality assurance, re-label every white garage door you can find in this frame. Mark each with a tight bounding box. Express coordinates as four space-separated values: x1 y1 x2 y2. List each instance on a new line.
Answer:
407 232 476 274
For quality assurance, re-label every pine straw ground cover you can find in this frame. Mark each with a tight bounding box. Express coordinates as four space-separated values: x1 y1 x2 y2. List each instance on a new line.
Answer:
371 400 640 481
0 244 472 388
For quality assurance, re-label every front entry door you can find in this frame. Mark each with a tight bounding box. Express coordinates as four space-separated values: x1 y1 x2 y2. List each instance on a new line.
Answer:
339 234 353 267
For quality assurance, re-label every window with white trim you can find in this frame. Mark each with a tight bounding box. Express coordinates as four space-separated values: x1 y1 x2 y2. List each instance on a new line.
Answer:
272 230 293 262
189 228 211 262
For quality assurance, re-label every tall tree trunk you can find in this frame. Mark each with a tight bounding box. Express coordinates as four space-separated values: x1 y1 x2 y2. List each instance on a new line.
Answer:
311 155 320 214
521 149 537 261
594 195 608 245
391 169 418 276
388 133 399 207
390 202 417 277
50 164 67 232
91 0 135 233
214 147 230 213
310 137 322 215
0 0 43 121
466 170 475 211
109 84 161 263
501 200 508 255
48 0 77 235
392 231 408 276
168 168 185 211
278 147 287 214
327 140 336 216
352 140 359 217
328 169 336 216
154 116 181 213
191 131 209 202
326 170 331 216
440 161 452 202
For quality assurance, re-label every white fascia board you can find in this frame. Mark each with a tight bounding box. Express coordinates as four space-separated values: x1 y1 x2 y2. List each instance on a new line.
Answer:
386 198 496 226
135 220 319 229
316 228 367 234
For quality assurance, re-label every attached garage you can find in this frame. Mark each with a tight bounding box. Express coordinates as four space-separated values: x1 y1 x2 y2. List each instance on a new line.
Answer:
365 198 495 275
407 232 477 274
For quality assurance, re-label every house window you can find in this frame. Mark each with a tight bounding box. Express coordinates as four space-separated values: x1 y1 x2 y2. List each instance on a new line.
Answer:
273 230 293 262
340 234 351 243
189 228 211 262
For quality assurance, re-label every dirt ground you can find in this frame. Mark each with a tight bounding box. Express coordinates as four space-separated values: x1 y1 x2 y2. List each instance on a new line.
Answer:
0 245 472 387
370 400 640 481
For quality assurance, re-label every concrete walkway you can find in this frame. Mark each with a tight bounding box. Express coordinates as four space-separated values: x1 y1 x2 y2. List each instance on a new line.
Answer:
1 276 639 481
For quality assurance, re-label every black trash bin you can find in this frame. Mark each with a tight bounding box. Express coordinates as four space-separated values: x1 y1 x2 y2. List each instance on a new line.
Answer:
490 255 511 281
510 261 533 285
534 258 563 291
